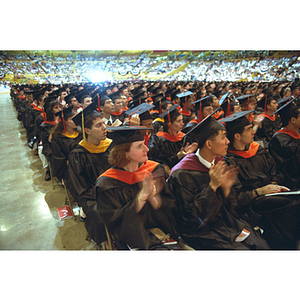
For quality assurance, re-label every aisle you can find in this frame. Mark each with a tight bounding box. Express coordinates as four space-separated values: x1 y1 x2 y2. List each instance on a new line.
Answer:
0 92 97 250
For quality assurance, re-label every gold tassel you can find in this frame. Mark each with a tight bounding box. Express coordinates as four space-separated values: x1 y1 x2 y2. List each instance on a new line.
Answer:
82 112 86 141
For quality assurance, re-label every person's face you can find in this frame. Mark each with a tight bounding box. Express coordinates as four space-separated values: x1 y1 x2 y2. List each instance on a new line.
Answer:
86 117 107 141
248 101 257 111
44 91 49 97
65 116 77 131
239 124 255 145
82 97 92 109
202 106 214 119
106 89 112 95
113 99 123 112
141 119 153 130
112 87 118 93
233 105 241 113
61 92 67 99
293 88 300 97
185 98 194 111
174 97 180 105
267 100 278 113
71 97 79 109
211 97 219 108
121 96 127 107
209 130 229 157
170 115 184 132
126 140 149 164
101 99 114 114
53 104 61 114
123 88 129 96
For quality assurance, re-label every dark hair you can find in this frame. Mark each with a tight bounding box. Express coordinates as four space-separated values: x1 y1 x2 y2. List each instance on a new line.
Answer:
112 95 121 102
227 125 245 146
163 109 181 132
51 112 77 137
46 100 60 122
84 111 103 130
198 130 220 149
180 94 193 107
37 94 45 106
281 109 300 127
108 143 132 168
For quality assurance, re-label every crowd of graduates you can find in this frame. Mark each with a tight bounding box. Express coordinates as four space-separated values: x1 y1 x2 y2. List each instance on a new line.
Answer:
10 78 300 250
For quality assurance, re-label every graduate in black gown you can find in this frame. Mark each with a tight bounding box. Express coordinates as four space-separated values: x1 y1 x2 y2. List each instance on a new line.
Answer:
177 91 195 126
182 95 215 135
68 100 113 245
95 126 180 250
223 110 300 249
51 105 82 189
167 112 270 250
269 100 300 190
256 94 281 146
39 98 61 180
147 105 198 175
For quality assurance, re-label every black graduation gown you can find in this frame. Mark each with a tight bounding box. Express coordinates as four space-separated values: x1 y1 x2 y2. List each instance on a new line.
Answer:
95 161 179 250
167 153 270 250
111 110 126 124
68 139 113 212
68 139 113 245
51 131 83 181
268 129 300 190
147 131 185 170
256 114 282 145
152 119 164 134
225 142 300 249
40 121 56 161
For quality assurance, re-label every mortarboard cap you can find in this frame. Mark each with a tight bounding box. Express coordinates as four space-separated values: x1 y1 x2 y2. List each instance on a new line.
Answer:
220 110 254 137
271 99 299 118
159 104 179 119
44 96 59 113
184 107 224 146
55 105 74 119
106 125 152 146
236 94 254 110
125 103 154 121
277 95 294 106
65 94 77 104
72 98 100 127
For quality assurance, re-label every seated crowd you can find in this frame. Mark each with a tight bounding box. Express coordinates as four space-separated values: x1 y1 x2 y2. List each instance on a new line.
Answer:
10 78 300 250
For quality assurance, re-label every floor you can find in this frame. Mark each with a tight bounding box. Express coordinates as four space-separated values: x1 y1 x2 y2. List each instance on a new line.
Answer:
0 92 98 250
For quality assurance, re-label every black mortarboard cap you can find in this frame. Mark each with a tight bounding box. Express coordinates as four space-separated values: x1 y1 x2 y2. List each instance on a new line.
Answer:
257 94 273 112
106 125 152 146
277 95 293 106
271 99 299 118
236 94 254 109
72 98 100 127
125 103 154 121
159 104 179 119
44 96 59 113
65 94 76 104
127 97 147 109
131 90 147 100
220 110 254 136
184 107 225 146
55 105 74 119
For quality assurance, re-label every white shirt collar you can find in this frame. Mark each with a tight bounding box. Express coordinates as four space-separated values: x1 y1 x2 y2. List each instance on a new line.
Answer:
195 149 215 169
103 116 113 124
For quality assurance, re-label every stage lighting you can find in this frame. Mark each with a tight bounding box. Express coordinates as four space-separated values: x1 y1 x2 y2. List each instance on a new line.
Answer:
89 71 113 83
